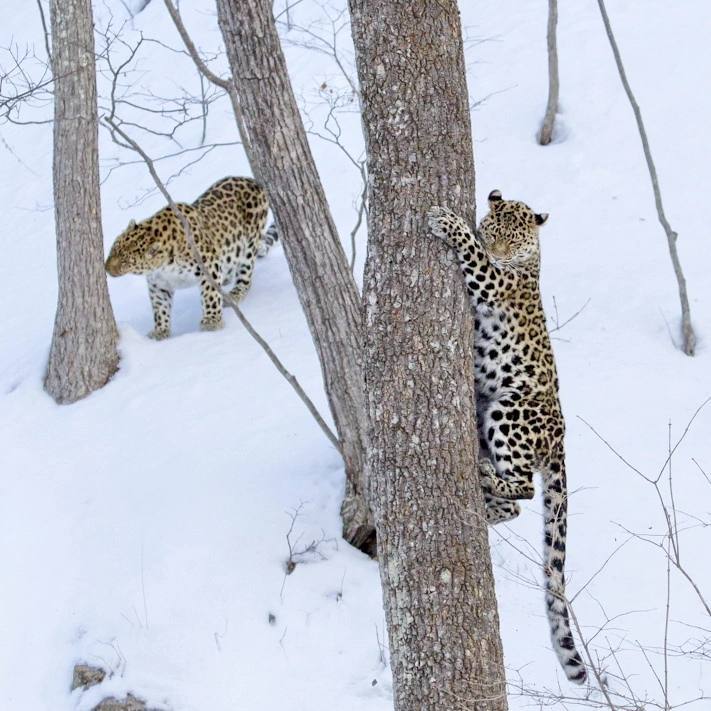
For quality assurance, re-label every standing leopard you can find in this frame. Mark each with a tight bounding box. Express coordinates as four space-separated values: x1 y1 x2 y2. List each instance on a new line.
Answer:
427 191 586 685
105 176 277 339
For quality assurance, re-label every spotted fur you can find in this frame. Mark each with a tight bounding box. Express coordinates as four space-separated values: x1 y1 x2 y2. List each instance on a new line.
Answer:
427 191 586 685
105 176 276 339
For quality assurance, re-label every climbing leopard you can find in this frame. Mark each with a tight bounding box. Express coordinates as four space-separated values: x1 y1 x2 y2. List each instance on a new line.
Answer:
427 191 586 685
105 176 277 339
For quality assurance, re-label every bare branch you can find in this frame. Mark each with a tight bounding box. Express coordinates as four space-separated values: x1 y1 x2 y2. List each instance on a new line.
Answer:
274 0 306 25
160 0 250 155
548 296 591 334
580 401 711 616
36 0 52 62
596 0 696 355
161 0 229 90
0 42 54 124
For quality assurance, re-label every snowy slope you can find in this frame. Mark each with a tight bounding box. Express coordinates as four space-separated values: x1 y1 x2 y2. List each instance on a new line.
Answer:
1 1 710 709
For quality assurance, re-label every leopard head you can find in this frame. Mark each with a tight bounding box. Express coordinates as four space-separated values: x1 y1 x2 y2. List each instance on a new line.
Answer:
105 218 171 277
477 189 548 268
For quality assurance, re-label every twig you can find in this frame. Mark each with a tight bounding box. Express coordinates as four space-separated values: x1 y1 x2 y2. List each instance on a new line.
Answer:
140 543 149 629
160 0 251 154
102 115 341 453
549 296 591 334
161 0 229 90
691 459 711 487
274 0 306 25
567 604 617 709
596 0 696 356
663 537 671 708
36 0 52 62
579 401 711 617
349 175 367 272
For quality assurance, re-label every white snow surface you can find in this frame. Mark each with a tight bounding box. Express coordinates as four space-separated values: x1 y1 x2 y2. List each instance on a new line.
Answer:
2 1 710 709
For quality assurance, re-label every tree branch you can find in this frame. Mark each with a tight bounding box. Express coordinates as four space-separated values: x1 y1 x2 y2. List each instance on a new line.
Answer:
36 0 52 63
161 0 251 155
596 0 696 356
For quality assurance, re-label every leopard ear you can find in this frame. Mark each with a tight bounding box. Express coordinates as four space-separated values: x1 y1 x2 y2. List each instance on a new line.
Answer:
488 189 503 202
128 219 136 230
535 212 549 226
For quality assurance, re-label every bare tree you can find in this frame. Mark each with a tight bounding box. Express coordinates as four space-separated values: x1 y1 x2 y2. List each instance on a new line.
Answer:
211 0 374 552
538 0 559 145
44 0 119 404
596 0 696 356
348 1 508 708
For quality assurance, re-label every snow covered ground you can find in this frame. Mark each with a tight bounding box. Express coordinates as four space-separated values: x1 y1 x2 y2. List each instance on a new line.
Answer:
1 1 710 709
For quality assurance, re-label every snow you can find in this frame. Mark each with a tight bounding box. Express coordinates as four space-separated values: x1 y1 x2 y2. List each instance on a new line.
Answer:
2 1 710 709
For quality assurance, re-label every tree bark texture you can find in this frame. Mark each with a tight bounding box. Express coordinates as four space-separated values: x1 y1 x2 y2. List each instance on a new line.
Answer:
45 0 119 404
539 0 559 145
215 0 374 552
349 2 508 709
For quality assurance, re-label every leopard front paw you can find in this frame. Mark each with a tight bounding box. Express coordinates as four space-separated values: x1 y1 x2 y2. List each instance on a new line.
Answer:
427 206 452 238
427 206 463 249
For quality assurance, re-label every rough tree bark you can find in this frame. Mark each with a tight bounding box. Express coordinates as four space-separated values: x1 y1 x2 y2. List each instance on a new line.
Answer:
45 0 119 404
538 0 559 145
349 2 508 709
215 0 374 552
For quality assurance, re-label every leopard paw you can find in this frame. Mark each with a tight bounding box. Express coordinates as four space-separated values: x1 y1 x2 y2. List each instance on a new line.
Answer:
200 318 225 332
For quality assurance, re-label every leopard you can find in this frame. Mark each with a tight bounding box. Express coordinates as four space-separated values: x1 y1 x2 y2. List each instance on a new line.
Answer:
427 190 586 685
105 176 277 340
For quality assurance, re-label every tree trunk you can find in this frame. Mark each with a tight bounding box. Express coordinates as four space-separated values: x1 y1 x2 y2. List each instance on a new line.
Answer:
538 0 559 145
348 2 508 709
45 0 119 404
215 0 374 552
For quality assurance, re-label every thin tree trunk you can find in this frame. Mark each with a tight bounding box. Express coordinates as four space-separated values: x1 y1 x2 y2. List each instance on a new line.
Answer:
538 0 559 145
45 0 119 404
215 0 374 552
596 0 696 356
349 2 508 709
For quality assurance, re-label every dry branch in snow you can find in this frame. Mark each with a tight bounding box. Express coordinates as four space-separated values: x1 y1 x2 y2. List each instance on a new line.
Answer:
596 0 696 356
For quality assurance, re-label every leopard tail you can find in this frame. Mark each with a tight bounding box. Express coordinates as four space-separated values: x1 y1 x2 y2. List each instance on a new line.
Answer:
543 453 587 684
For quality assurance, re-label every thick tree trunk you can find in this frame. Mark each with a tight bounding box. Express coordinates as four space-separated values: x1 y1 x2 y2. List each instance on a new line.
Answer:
45 0 119 404
538 0 559 145
215 0 374 552
349 2 508 709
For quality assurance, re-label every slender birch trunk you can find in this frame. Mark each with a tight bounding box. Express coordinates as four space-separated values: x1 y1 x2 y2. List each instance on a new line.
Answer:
348 1 509 708
215 0 374 552
539 0 559 145
45 0 119 404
